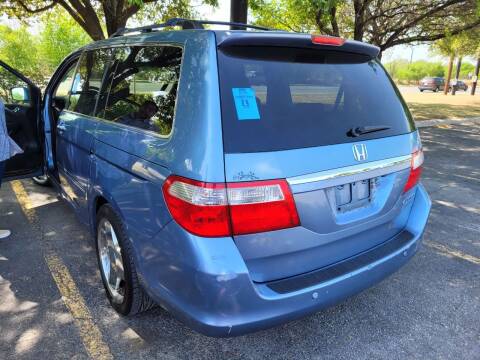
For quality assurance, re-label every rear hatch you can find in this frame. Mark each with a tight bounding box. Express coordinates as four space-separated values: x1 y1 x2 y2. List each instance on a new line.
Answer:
217 35 419 283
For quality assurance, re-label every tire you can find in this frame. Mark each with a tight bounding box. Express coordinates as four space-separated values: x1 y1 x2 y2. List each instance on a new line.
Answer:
420 89 424 92
32 175 51 187
95 204 156 315
434 87 439 92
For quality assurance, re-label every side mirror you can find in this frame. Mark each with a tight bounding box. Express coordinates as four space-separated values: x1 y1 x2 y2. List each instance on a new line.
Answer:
10 87 30 103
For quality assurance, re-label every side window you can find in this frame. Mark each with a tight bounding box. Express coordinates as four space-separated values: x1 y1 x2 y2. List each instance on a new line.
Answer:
55 65 77 98
102 45 182 136
67 49 113 117
52 62 78 111
0 67 31 106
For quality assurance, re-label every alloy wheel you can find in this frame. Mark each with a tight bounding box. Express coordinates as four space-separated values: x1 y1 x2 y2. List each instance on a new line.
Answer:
97 218 125 304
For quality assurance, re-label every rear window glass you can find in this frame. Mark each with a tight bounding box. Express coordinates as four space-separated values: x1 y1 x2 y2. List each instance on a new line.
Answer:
218 47 415 153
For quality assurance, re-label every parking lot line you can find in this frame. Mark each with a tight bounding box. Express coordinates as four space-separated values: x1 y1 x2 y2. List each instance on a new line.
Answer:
424 241 480 266
10 180 113 360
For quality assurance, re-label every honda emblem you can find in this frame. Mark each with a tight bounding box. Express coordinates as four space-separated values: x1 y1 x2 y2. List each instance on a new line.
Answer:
352 144 368 161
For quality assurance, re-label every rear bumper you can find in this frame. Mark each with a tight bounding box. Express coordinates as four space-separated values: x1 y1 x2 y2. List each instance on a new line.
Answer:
139 184 431 337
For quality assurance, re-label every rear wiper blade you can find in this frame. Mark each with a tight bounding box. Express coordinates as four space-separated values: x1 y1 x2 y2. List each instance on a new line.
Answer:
347 125 391 138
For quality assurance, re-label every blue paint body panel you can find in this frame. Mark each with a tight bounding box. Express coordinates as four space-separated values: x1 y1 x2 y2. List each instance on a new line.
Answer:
36 29 431 336
224 132 420 181
139 184 430 336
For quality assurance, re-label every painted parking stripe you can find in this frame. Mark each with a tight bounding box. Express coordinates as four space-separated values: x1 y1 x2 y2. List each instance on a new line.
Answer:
11 180 113 360
425 241 480 266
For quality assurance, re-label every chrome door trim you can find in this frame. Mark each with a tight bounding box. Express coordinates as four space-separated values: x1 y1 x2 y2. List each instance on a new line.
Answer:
287 154 412 186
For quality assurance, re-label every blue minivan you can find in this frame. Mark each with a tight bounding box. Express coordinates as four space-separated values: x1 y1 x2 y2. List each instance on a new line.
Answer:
1 19 431 337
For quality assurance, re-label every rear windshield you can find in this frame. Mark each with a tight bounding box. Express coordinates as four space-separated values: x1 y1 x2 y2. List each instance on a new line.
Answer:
218 47 415 153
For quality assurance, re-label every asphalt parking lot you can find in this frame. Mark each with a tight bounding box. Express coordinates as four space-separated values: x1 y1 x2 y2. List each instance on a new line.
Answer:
0 123 479 360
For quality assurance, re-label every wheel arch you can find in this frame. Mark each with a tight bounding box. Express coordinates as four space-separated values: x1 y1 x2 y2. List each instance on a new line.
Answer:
89 189 124 236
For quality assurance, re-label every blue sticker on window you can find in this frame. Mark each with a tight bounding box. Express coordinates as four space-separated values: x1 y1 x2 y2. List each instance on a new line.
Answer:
232 88 260 120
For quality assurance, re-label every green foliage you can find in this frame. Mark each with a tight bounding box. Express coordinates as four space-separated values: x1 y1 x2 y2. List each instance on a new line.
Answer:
383 59 409 80
249 0 480 53
250 0 321 32
131 0 215 24
0 11 90 83
37 12 90 73
384 60 445 82
1 1 219 40
0 25 43 82
431 33 474 58
458 62 476 78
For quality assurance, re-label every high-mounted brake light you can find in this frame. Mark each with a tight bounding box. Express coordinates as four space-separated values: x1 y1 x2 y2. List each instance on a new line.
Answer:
311 35 345 46
403 149 424 193
163 176 300 237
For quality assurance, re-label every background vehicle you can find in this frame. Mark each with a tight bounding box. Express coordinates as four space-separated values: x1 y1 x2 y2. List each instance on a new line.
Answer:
0 19 431 337
418 77 445 92
448 80 468 92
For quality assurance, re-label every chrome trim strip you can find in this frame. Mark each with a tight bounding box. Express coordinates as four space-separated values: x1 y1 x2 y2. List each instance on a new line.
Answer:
287 154 412 186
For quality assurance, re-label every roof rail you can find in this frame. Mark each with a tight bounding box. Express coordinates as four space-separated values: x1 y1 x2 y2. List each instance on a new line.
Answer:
110 18 274 38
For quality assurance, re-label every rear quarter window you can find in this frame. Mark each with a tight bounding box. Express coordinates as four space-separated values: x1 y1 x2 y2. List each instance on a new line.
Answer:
101 45 182 136
218 47 415 153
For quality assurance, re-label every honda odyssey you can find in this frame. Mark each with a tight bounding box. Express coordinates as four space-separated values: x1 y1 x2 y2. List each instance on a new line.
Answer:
0 18 431 337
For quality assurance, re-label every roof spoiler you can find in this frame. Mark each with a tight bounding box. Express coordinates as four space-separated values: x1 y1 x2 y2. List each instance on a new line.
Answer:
217 33 380 59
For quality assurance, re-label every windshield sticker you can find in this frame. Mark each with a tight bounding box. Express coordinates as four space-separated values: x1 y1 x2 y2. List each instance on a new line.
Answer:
232 88 260 120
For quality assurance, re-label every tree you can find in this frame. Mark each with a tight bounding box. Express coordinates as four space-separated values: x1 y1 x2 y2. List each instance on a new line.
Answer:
384 59 409 80
431 33 471 94
37 10 90 73
458 29 480 94
458 62 475 78
388 60 445 82
0 25 43 99
0 25 43 82
0 0 218 41
250 0 480 56
0 12 91 82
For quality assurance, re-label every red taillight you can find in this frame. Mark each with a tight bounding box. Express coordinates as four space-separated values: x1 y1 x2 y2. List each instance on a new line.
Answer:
162 176 230 237
228 180 300 235
403 149 424 193
162 176 300 237
311 35 345 46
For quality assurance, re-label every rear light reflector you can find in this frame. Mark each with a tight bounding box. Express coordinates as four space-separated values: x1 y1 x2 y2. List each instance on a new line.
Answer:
311 35 345 46
403 149 424 193
163 176 300 237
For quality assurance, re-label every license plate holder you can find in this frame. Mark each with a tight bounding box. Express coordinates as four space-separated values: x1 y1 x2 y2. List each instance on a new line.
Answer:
335 179 372 212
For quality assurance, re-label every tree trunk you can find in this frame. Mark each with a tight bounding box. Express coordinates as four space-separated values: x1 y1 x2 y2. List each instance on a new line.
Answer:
444 55 454 95
329 6 340 36
104 12 128 37
59 2 105 40
471 58 479 96
451 57 462 96
230 0 248 29
353 0 365 41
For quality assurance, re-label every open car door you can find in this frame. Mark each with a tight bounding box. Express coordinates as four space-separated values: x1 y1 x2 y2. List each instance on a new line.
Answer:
0 60 44 181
